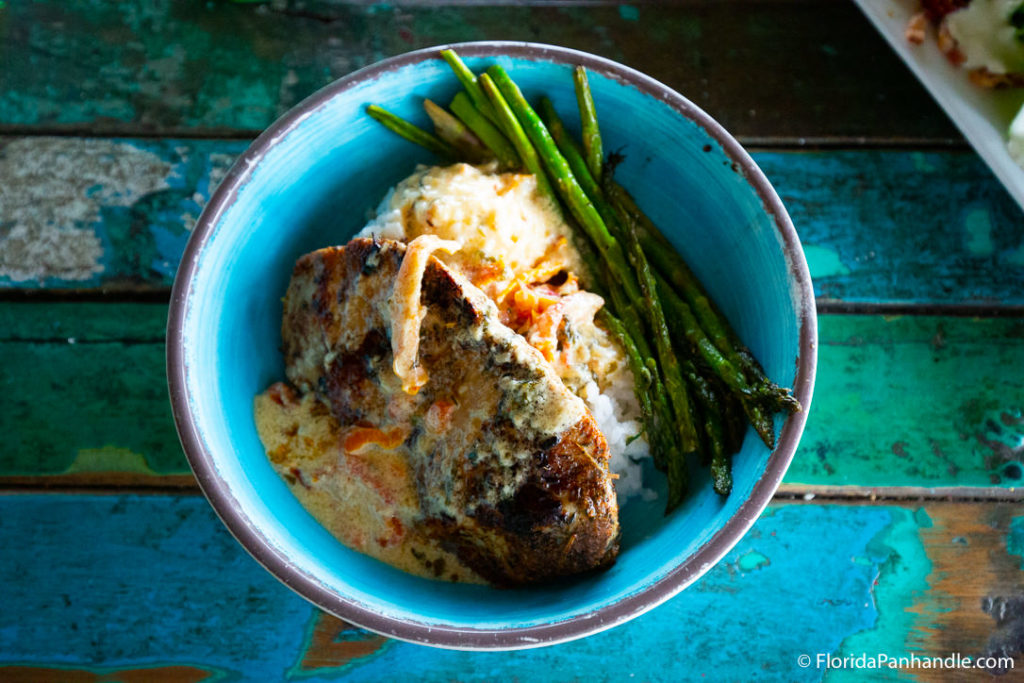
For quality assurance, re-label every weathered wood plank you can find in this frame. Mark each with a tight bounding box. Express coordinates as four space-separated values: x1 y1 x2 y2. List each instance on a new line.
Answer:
0 1 958 142
0 301 166 341
790 314 1024 491
823 502 1024 681
3 138 1021 301
2 303 1021 493
0 303 184 478
0 138 244 288
759 151 1024 307
1 495 1019 680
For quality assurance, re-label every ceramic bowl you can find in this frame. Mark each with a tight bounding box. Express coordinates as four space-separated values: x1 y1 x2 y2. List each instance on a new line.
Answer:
167 41 816 650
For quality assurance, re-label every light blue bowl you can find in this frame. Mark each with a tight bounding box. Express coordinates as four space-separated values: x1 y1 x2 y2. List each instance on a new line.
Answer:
168 42 816 650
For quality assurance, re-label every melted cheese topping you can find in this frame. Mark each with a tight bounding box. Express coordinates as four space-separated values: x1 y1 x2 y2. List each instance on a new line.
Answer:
389 235 460 394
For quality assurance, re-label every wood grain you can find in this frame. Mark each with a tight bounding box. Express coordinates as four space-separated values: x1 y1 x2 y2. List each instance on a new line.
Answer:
0 1 958 142
0 495 1019 680
907 504 1024 679
1 303 1021 493
826 502 1024 681
3 138 1021 300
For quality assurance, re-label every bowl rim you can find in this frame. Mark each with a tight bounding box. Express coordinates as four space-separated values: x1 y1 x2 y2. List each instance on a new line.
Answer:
167 40 817 651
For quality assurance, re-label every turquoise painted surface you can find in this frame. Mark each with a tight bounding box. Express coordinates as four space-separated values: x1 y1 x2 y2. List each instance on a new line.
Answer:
3 141 1021 306
1009 517 1024 569
755 150 1024 305
789 315 1024 489
0 303 180 476
0 496 905 681
825 509 933 683
3 304 1022 491
0 1 958 141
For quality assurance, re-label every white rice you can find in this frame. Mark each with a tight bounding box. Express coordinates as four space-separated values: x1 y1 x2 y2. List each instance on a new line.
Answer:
361 187 405 240
579 367 654 502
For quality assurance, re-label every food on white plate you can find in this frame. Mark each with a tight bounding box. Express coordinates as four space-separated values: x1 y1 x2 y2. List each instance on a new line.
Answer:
1010 104 1024 164
908 0 1024 165
254 52 799 585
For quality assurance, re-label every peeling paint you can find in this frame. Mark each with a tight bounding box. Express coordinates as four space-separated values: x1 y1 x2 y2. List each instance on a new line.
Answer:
0 222 103 283
64 447 157 475
792 316 1024 489
618 5 639 22
1008 517 1024 569
0 138 172 283
286 611 392 678
826 508 932 682
736 550 770 572
963 207 995 257
976 408 1024 480
803 244 851 278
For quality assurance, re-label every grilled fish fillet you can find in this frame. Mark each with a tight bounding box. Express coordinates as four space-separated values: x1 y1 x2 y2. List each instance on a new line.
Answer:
281 237 620 585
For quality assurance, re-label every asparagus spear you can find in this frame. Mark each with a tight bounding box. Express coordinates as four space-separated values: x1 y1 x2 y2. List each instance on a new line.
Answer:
573 67 603 182
710 442 732 496
656 277 777 449
552 80 782 448
366 104 458 158
685 363 732 495
665 446 689 512
440 49 500 126
615 193 701 457
448 92 519 169
598 309 671 470
607 280 693 513
607 179 800 415
539 97 603 206
717 376 749 455
602 271 691 504
477 73 556 204
423 99 491 164
484 66 636 299
605 191 749 454
606 281 680 470
538 115 713 460
485 64 698 453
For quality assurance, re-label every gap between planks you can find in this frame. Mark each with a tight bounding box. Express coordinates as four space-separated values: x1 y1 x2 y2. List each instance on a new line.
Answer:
775 484 1022 503
0 477 1017 502
0 127 968 150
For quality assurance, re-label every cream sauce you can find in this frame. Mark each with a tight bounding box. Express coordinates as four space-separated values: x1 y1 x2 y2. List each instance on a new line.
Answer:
254 384 484 583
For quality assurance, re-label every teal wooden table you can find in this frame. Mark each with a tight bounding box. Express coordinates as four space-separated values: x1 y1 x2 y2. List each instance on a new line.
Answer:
2 2 1023 681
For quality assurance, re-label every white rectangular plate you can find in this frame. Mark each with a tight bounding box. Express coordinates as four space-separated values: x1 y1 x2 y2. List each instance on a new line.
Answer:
853 0 1024 212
